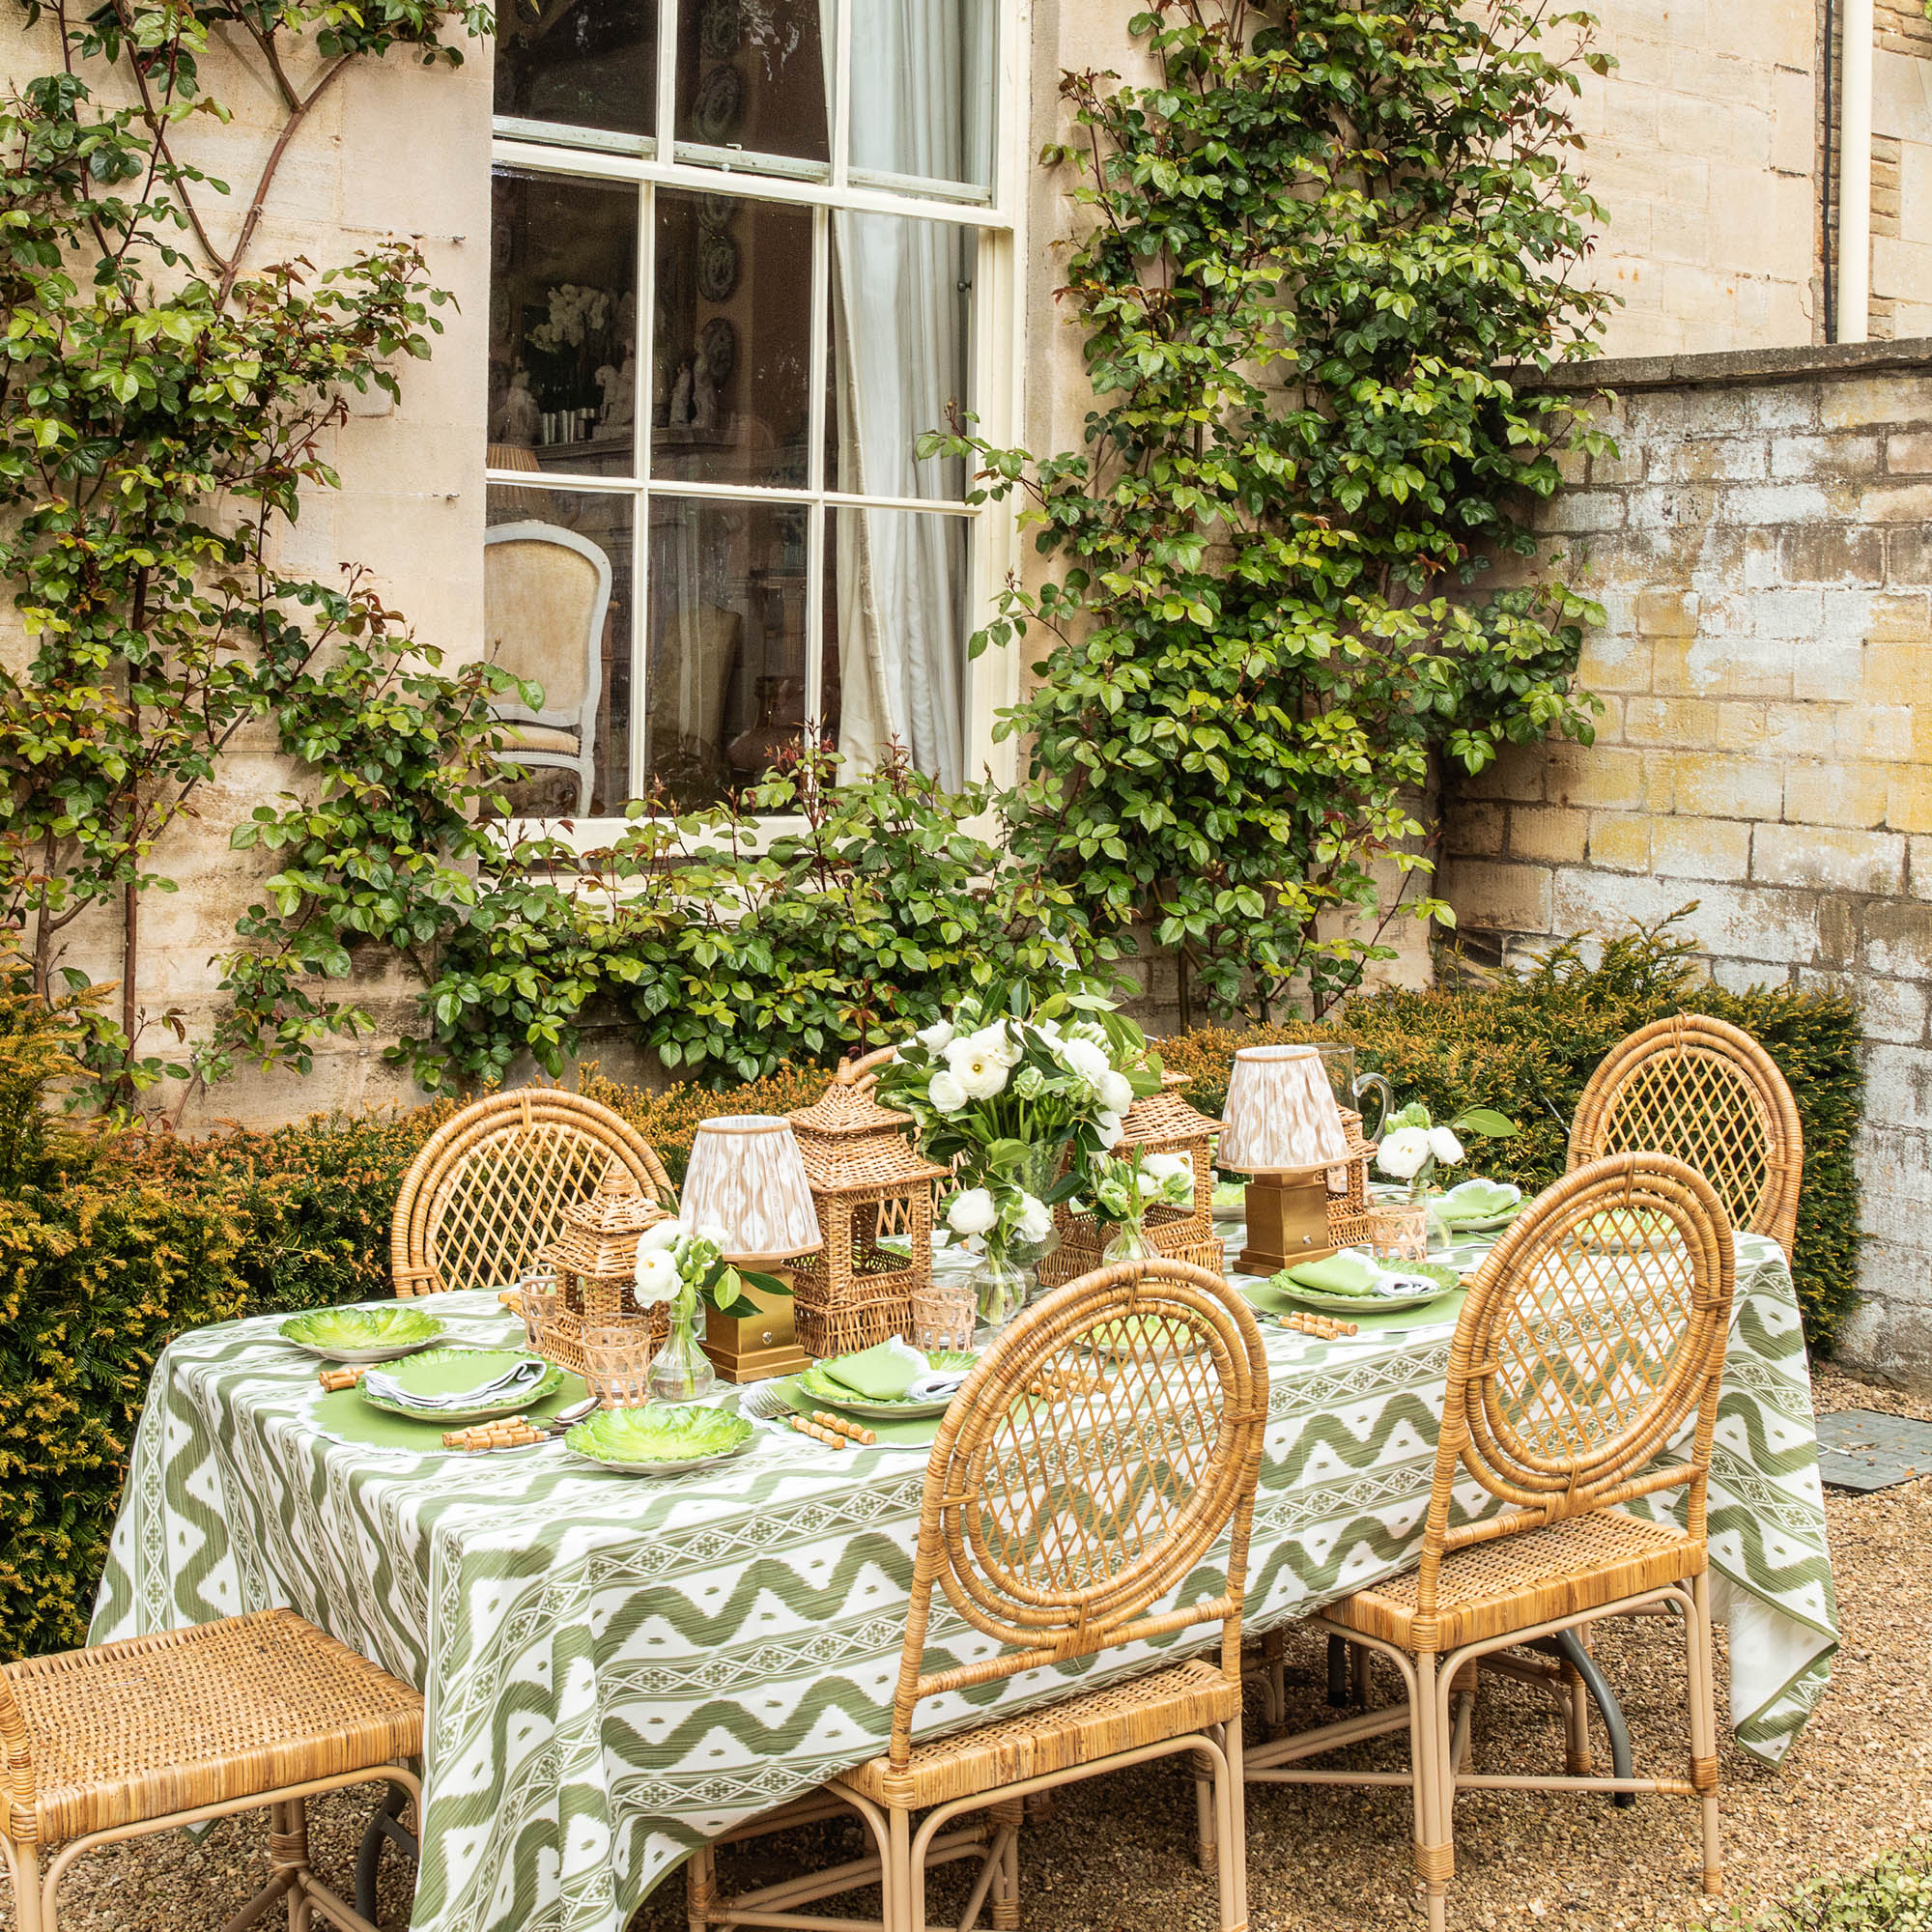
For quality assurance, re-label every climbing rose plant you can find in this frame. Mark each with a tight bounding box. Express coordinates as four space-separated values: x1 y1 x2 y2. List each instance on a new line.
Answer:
931 0 1614 1021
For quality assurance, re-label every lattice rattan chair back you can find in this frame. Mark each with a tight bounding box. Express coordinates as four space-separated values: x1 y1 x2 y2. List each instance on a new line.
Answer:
1569 1013 1803 1258
1408 1153 1733 1646
390 1090 677 1297
887 1257 1270 1773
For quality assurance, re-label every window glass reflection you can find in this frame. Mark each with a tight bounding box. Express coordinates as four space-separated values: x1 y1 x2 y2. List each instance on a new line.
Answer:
490 169 639 480
652 191 812 490
647 497 815 807
847 0 993 191
675 0 827 165
827 509 967 790
485 487 636 818
495 0 658 139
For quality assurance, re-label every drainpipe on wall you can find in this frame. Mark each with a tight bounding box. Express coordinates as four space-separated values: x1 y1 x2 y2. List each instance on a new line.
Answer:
1838 0 1874 343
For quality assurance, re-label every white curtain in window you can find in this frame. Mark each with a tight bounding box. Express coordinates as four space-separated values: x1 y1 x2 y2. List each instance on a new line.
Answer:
827 0 991 790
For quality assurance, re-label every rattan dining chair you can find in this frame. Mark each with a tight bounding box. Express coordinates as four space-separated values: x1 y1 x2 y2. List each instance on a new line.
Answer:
390 1087 676 1297
1245 1153 1733 1932
0 1607 421 1932
686 1256 1271 1932
1569 1013 1803 1258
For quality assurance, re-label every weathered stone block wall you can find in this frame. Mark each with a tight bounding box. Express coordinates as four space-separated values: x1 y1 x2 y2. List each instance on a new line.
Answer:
1441 340 1932 1380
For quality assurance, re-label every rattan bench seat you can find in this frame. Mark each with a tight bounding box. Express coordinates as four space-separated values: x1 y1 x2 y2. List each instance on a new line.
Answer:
1326 1513 1704 1652
836 1659 1241 1809
4 1608 422 1849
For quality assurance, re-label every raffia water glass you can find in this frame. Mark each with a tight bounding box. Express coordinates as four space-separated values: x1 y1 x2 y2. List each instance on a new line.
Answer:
911 1251 978 1352
1366 1202 1429 1266
580 1322 657 1408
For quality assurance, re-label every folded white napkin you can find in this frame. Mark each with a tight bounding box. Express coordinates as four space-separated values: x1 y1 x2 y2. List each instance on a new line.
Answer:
907 1368 972 1403
362 1356 548 1410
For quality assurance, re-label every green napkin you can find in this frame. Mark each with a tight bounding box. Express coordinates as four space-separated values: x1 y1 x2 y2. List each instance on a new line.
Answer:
819 1339 928 1402
1285 1251 1382 1298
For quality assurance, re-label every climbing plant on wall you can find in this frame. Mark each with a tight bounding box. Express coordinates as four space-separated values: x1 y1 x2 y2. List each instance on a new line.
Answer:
934 0 1615 1022
0 0 504 1100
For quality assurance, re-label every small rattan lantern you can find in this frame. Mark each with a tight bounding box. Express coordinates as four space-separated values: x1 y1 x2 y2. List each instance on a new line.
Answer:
1325 1109 1378 1250
787 1051 949 1358
1038 1075 1226 1288
516 1167 672 1388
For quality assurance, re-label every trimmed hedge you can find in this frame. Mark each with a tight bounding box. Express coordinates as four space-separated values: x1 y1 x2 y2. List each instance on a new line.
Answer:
1159 919 1864 1349
0 921 1864 1660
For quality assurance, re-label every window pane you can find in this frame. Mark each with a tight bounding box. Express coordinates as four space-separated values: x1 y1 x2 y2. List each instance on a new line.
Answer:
652 190 813 490
490 168 639 480
495 0 658 140
827 508 967 790
675 0 827 165
486 487 636 817
647 497 812 807
847 0 994 192
828 213 971 500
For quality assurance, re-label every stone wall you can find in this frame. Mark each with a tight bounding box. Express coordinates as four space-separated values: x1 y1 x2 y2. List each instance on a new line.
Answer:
1440 340 1932 1382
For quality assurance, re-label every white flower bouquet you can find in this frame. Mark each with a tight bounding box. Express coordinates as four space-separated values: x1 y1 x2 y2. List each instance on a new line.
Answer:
1084 1149 1194 1264
632 1217 792 1401
1375 1100 1518 1208
876 982 1164 1319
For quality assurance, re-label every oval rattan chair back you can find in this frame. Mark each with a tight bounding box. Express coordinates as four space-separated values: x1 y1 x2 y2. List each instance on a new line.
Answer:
887 1257 1270 1770
390 1089 677 1296
1569 1013 1803 1258
1412 1153 1734 1629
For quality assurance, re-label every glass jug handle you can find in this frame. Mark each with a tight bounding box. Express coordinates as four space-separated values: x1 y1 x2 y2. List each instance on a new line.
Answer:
1350 1071 1395 1142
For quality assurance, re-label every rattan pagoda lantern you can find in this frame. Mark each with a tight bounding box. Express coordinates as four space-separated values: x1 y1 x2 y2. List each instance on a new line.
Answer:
521 1168 672 1380
786 1049 949 1358
1038 1074 1226 1288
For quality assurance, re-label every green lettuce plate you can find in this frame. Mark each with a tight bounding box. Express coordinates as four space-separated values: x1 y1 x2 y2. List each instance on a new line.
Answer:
358 1348 562 1424
1274 1253 1463 1315
797 1350 978 1420
564 1402 754 1476
280 1304 445 1364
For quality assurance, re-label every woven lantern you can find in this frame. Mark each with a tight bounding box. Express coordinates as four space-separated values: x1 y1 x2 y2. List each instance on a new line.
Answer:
1038 1074 1226 1288
786 1051 949 1358
1324 1108 1378 1252
518 1167 672 1381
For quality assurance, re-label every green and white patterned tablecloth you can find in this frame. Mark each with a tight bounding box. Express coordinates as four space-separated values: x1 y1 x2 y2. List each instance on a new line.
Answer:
91 1228 1835 1932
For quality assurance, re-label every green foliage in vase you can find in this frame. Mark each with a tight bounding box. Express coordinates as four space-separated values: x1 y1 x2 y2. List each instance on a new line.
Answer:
926 0 1615 1018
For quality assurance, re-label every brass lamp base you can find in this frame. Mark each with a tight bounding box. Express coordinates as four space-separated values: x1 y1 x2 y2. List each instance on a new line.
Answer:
700 1274 811 1385
1236 1172 1338 1277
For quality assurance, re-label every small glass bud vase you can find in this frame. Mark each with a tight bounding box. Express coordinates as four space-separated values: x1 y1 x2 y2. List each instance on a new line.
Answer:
1101 1218 1151 1266
973 1244 1031 1332
647 1297 716 1404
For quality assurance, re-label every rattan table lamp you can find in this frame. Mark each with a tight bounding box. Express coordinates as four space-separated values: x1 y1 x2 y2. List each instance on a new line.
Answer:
1217 1044 1351 1276
683 1116 823 1383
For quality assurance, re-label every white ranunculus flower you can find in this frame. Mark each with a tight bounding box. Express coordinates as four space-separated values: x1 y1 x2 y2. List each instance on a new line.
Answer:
695 1221 731 1250
965 1021 1023 1067
1058 1037 1112 1087
633 1248 680 1305
1427 1126 1465 1167
636 1218 690 1255
927 1068 969 1115
1144 1151 1190 1181
946 1186 999 1236
1095 1110 1124 1151
1015 1192 1054 1245
945 1038 1010 1101
1097 1068 1134 1115
916 1018 955 1054
1376 1125 1433 1181
1134 1169 1161 1196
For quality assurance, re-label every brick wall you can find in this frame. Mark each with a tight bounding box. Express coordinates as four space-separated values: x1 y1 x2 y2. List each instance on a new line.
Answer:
1443 340 1932 1380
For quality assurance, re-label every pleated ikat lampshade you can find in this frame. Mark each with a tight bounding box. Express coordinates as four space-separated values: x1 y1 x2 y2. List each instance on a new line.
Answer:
1215 1045 1350 1177
681 1116 824 1265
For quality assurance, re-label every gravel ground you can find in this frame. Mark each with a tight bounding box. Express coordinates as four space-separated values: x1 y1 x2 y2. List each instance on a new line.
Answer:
8 1364 1928 1932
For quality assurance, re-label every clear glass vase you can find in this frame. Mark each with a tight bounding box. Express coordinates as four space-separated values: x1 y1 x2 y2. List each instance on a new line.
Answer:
973 1240 1032 1332
647 1298 716 1404
1101 1218 1151 1266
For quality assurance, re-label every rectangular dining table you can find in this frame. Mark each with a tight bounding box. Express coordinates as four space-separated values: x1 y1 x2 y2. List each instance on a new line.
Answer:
92 1222 1837 1932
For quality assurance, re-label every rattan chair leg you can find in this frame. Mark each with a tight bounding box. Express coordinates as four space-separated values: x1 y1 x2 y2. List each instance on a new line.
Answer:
1350 1641 1374 1709
1688 1572 1723 1896
5 1838 44 1932
892 1802 916 1932
1261 1629 1287 1735
1413 1652 1452 1932
1192 1746 1218 1875
1222 1720 1249 1932
687 1843 717 1932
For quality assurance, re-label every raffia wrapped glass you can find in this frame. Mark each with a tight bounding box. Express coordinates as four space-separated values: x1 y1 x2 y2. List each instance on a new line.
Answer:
787 1053 949 1358
1037 1076 1226 1288
511 1169 670 1378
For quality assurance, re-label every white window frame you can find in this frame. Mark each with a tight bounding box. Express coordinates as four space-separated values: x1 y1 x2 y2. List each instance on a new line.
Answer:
488 0 1031 849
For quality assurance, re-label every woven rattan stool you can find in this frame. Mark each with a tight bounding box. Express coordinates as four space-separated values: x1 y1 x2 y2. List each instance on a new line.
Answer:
686 1256 1270 1932
1245 1155 1734 1932
390 1087 676 1297
0 1607 422 1932
1569 1013 1803 1258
